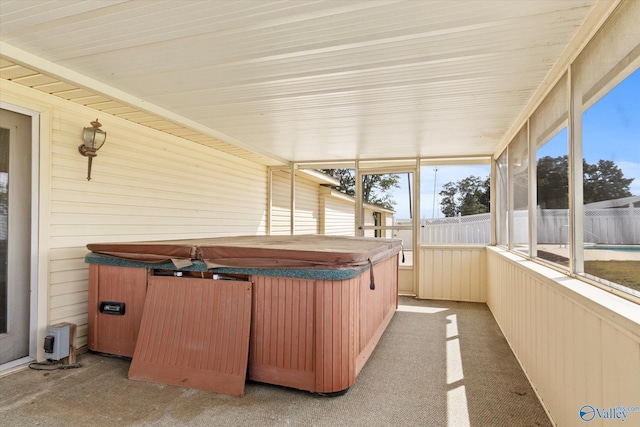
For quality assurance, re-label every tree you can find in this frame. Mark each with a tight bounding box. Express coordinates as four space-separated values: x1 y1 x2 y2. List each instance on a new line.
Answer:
439 175 490 217
583 159 633 203
537 155 633 208
321 169 401 210
322 169 355 196
536 155 569 209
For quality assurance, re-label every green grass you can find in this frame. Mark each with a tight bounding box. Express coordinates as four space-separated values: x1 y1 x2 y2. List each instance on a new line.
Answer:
584 261 640 292
537 251 640 292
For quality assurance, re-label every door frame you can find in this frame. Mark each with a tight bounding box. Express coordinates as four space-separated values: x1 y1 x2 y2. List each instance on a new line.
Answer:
355 161 420 296
0 102 40 372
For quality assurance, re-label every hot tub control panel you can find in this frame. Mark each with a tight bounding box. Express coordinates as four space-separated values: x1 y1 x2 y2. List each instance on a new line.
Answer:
99 301 125 315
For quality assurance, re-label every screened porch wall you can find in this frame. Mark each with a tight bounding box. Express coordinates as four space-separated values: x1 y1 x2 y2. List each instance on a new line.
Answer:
486 3 640 424
417 246 487 302
487 247 640 427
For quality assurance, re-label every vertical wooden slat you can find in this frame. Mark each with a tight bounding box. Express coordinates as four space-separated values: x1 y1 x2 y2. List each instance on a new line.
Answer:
341 279 349 390
304 280 315 373
333 279 342 389
283 279 292 369
87 265 99 351
277 279 286 367
319 279 333 390
219 282 232 373
264 277 274 364
290 279 300 369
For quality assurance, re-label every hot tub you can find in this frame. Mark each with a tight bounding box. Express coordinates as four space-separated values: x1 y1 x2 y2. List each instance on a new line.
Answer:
85 235 402 396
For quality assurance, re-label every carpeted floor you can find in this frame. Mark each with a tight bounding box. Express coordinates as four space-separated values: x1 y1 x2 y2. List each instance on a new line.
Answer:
0 297 552 426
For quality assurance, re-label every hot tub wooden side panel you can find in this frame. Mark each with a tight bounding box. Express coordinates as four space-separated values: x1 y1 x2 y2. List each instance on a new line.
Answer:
249 275 360 393
314 276 359 393
249 276 317 391
355 255 398 375
249 254 399 394
128 276 253 397
88 264 148 357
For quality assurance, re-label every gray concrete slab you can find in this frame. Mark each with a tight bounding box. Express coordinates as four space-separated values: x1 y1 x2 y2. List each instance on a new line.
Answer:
0 297 551 426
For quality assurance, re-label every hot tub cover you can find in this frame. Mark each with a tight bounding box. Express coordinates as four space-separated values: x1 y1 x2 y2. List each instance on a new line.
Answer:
87 235 402 270
86 238 199 265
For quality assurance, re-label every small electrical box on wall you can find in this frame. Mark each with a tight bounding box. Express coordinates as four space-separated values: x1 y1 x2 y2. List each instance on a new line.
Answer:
44 323 75 361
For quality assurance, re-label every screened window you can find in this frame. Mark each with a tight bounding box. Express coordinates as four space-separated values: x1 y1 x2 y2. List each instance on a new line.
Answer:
496 151 508 247
581 68 640 296
529 72 569 269
535 128 569 269
419 164 490 244
494 0 639 302
509 125 529 254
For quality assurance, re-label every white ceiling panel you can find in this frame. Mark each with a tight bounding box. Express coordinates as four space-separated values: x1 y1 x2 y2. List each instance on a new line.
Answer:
0 0 606 163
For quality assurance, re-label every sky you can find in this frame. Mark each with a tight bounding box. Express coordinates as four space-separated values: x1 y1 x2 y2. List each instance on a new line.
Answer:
391 68 639 220
582 68 640 196
390 165 490 220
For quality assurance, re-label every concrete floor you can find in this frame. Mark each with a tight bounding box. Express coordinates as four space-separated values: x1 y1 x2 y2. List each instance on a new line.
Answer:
0 297 552 427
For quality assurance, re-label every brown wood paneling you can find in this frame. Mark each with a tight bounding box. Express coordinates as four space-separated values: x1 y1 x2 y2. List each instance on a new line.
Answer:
87 265 148 357
128 276 252 397
314 277 358 393
249 276 316 391
250 254 398 394
355 255 398 375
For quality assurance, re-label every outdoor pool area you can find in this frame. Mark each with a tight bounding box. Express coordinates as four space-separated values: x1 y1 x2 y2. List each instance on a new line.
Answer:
538 244 640 262
584 245 640 253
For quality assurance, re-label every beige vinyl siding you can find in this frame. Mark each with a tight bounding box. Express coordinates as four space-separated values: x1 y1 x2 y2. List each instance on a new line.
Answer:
294 173 319 235
3 80 268 350
270 170 291 235
50 114 267 245
49 247 90 339
318 187 395 237
320 187 355 236
271 170 320 235
418 246 486 302
487 247 640 427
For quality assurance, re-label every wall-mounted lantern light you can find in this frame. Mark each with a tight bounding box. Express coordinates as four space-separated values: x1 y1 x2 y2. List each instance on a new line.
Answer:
79 119 107 181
